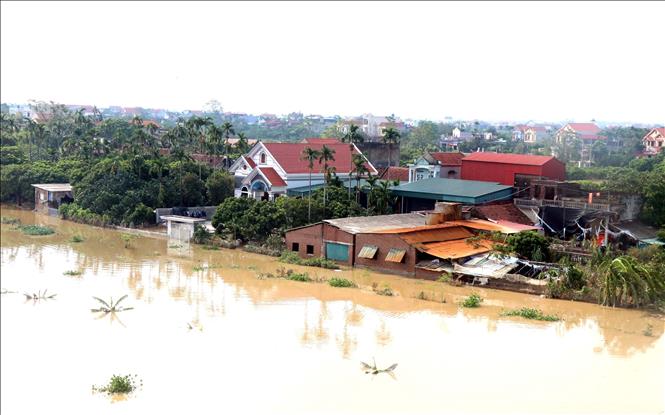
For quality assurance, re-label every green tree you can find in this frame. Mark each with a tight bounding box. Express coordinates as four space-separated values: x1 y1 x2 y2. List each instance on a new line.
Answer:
301 146 321 222
341 124 365 200
382 127 401 167
318 145 336 217
206 170 234 205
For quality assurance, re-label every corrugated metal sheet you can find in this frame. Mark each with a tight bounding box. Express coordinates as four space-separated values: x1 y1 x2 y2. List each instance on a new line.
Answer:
358 245 378 259
446 220 538 234
385 248 406 263
400 226 473 244
420 239 493 259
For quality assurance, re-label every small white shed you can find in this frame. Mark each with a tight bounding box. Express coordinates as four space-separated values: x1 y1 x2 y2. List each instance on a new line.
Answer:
161 215 208 241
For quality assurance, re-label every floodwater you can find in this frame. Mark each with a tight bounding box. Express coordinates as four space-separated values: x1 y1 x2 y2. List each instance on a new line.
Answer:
1 206 663 415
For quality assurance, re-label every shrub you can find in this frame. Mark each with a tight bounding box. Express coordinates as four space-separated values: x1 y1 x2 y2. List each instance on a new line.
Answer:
191 224 212 244
437 273 452 283
501 307 560 321
19 225 55 235
120 233 138 248
124 203 155 227
278 251 340 269
329 277 356 288
287 273 311 282
264 233 285 252
244 244 281 257
63 270 82 276
505 231 550 261
59 203 111 227
0 216 20 225
461 293 483 308
372 282 394 296
92 374 141 395
70 235 84 243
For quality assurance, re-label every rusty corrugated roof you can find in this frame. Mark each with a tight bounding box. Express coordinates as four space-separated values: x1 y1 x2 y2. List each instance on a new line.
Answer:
358 245 378 259
419 239 494 259
385 248 406 263
446 219 538 234
400 226 473 244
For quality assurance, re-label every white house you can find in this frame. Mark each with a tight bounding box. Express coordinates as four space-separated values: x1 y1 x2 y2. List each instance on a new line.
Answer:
228 141 378 201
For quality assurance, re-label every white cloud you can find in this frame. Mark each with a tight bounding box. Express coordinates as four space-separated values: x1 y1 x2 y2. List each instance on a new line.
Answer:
2 1 663 123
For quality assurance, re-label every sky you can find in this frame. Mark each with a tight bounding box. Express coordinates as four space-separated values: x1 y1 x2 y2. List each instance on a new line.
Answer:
1 1 664 124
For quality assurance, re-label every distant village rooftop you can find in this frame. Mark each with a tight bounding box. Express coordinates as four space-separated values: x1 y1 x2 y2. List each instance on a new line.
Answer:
31 183 73 192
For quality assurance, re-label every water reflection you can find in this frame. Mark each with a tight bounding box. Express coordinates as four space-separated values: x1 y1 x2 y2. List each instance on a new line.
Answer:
1 207 664 415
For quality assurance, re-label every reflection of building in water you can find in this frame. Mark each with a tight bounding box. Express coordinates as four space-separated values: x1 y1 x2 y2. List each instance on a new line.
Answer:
336 322 358 359
375 320 392 347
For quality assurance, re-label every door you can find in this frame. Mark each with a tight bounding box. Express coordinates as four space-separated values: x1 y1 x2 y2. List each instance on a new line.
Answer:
326 242 349 262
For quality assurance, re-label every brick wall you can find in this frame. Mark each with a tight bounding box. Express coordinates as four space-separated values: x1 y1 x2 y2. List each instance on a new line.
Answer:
354 233 416 276
285 223 324 259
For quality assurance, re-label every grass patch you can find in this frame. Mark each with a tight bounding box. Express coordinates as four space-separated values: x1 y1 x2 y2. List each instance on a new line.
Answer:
279 251 340 270
257 267 317 282
501 307 560 321
461 293 483 308
329 277 356 288
202 245 220 251
92 374 141 395
70 235 84 243
63 270 82 276
1 216 20 225
414 291 446 303
168 244 183 249
372 282 394 296
19 225 54 235
287 273 311 282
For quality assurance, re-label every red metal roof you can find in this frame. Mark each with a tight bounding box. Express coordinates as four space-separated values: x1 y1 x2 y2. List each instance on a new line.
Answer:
566 123 601 133
379 166 409 182
257 167 287 187
473 203 533 225
462 152 558 166
430 152 465 166
263 143 376 175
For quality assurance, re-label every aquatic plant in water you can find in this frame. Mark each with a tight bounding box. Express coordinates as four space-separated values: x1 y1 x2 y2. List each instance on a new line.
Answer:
92 374 142 395
23 290 57 300
372 282 394 296
501 307 560 321
120 233 138 248
63 270 82 276
461 294 483 308
329 277 356 288
1 216 21 225
91 295 133 313
70 235 84 243
19 225 55 235
361 358 398 375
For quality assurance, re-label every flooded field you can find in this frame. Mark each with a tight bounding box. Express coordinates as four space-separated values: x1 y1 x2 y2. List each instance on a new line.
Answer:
1 206 664 414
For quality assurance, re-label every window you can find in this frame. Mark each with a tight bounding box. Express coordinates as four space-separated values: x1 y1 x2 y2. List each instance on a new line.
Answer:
358 245 378 259
260 153 267 164
292 242 299 252
385 248 406 263
306 245 314 255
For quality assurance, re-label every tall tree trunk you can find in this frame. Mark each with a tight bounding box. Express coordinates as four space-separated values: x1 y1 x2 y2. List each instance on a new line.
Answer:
308 168 312 222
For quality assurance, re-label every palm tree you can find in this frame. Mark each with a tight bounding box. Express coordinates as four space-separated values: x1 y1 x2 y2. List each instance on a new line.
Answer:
341 124 365 200
220 121 236 169
363 174 379 212
301 147 322 222
186 116 214 178
236 132 250 154
351 153 369 203
382 127 401 167
318 145 336 218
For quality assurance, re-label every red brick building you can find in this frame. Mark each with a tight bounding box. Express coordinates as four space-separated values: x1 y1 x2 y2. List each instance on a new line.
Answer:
461 152 565 186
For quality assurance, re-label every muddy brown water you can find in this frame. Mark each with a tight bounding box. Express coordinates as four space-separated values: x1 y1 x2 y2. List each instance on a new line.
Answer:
1 206 663 414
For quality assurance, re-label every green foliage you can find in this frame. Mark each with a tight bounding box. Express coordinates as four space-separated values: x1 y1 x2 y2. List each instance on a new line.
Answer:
505 231 550 261
461 293 483 308
120 233 138 248
212 197 255 239
597 255 665 307
92 374 141 395
19 225 55 235
372 282 394 296
69 235 84 243
205 170 234 205
0 146 25 165
63 270 82 276
1 216 20 225
328 277 356 288
191 224 212 244
278 251 340 269
657 229 665 243
437 273 452 283
287 273 311 282
59 203 111 227
501 308 560 321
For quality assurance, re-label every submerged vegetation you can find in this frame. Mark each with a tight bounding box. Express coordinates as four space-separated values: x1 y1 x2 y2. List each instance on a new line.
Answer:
19 225 54 235
120 233 138 248
372 282 394 296
1 216 20 225
63 270 82 276
23 290 57 300
69 234 84 243
92 374 142 395
461 293 483 308
360 358 398 375
328 277 357 288
501 308 560 322
91 295 133 313
415 290 446 303
279 251 340 270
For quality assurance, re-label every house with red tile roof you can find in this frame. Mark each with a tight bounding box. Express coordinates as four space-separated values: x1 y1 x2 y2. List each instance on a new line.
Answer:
378 166 410 182
229 142 377 200
407 151 466 182
555 122 605 146
642 127 665 155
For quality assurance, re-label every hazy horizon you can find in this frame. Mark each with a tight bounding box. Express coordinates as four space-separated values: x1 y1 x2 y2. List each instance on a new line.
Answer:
2 1 664 124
